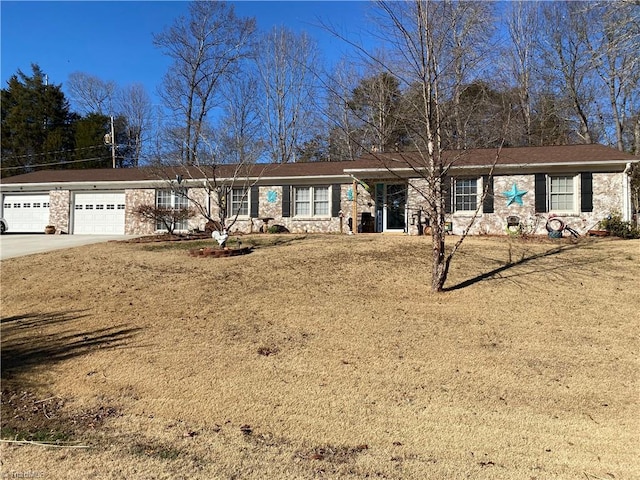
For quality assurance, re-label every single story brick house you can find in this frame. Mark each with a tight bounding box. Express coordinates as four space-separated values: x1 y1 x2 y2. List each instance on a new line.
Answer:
0 144 637 236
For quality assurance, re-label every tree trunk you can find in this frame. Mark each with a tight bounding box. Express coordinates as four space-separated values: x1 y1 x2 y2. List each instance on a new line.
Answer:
431 224 449 292
634 113 640 156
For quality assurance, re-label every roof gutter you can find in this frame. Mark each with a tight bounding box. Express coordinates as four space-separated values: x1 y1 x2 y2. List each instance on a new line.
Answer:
0 174 356 192
344 160 634 175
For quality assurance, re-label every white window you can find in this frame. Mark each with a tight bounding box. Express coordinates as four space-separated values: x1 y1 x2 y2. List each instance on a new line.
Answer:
549 176 575 212
230 188 249 217
454 178 478 212
294 186 330 217
156 189 190 231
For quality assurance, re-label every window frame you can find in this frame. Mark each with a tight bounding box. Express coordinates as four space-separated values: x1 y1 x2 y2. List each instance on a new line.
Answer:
453 177 478 213
293 185 331 218
229 187 249 218
548 174 577 213
155 188 190 232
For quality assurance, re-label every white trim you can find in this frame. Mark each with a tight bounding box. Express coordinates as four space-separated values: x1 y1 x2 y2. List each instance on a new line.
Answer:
345 160 632 175
0 174 355 192
623 163 632 221
292 185 331 218
547 174 578 215
452 177 479 213
230 187 250 218
380 183 408 233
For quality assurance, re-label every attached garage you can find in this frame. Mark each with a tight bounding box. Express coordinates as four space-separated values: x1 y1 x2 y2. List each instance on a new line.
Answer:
2 194 51 233
73 192 126 234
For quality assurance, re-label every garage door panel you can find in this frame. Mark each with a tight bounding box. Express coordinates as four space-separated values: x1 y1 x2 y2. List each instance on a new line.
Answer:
2 194 50 233
73 193 125 234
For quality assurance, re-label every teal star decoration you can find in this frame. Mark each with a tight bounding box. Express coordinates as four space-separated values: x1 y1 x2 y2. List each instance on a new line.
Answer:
347 188 354 201
503 183 527 206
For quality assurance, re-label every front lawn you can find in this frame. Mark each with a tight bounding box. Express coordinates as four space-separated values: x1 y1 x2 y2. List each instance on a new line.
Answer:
1 235 638 479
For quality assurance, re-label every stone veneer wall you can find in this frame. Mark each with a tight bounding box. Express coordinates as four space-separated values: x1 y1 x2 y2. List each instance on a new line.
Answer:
49 190 70 234
221 185 373 235
408 172 624 236
476 174 535 236
186 187 209 232
125 189 156 235
122 172 624 237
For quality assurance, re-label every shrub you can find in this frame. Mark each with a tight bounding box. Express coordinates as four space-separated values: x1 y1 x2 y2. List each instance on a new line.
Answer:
599 213 640 239
134 204 196 234
267 225 290 234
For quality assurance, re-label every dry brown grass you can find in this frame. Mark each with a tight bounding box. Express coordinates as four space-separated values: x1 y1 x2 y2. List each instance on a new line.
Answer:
1 234 638 479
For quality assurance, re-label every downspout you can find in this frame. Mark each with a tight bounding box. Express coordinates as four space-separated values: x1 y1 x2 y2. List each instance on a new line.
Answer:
351 178 358 235
623 163 632 222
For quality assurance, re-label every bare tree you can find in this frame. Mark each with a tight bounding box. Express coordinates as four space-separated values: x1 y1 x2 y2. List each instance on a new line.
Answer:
117 84 153 167
348 71 405 153
214 73 265 165
447 1 495 149
154 1 256 165
342 0 503 292
502 1 540 146
583 1 640 152
255 26 321 163
66 72 116 115
539 2 597 144
324 58 367 161
146 158 266 242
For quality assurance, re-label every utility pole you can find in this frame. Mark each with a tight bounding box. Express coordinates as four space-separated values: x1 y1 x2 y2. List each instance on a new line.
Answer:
110 116 116 168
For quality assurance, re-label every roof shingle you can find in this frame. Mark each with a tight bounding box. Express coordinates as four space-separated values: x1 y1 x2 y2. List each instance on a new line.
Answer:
1 144 635 185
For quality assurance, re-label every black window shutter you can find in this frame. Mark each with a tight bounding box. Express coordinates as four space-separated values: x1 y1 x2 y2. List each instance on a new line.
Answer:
331 184 341 217
482 175 494 213
443 177 452 214
250 185 259 217
282 185 291 217
580 172 593 212
534 173 547 213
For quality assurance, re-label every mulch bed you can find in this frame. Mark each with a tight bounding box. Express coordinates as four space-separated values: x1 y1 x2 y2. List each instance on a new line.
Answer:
188 246 253 258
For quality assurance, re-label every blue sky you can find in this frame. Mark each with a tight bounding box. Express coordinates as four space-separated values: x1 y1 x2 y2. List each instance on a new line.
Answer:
1 1 369 109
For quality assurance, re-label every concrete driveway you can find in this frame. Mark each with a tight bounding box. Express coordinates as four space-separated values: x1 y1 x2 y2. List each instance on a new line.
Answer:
0 234 134 260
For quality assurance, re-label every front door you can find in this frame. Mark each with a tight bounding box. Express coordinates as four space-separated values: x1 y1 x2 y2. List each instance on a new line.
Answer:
375 183 407 232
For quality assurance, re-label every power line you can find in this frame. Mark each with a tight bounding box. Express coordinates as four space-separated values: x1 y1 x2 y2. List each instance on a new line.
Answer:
1 144 108 161
0 156 112 171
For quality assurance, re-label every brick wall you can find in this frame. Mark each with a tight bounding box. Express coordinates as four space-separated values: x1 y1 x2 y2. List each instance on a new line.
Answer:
125 189 155 235
408 172 625 236
115 172 625 237
49 190 70 234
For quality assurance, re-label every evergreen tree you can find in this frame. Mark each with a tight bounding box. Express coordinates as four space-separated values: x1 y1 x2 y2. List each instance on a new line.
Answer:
72 113 112 168
1 64 74 177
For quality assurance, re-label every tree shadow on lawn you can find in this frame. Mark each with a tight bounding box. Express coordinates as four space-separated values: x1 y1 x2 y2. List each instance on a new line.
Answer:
444 242 589 292
1 310 141 380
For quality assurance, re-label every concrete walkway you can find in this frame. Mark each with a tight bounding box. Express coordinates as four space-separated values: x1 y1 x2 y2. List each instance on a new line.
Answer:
0 234 134 260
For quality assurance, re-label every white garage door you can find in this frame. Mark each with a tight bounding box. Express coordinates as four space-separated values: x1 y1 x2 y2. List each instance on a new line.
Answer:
73 192 126 234
2 194 51 233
